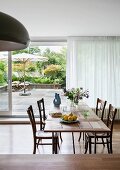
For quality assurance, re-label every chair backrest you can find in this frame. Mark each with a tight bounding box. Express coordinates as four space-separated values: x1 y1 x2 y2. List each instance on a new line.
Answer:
37 98 46 130
27 105 36 136
96 98 107 121
106 104 117 133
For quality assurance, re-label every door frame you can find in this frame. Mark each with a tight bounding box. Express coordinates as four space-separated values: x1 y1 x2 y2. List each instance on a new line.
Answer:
0 52 12 115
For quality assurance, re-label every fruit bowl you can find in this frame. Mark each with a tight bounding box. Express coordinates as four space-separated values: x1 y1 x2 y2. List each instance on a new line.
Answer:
60 119 79 124
60 113 79 124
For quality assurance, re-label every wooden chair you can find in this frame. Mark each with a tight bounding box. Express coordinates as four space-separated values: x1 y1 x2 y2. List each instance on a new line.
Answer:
78 98 107 142
27 105 59 154
84 104 117 154
96 98 107 121
37 98 47 131
37 98 63 142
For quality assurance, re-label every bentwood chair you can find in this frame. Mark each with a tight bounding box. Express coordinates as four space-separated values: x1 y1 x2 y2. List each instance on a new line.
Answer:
27 105 59 154
78 98 107 142
84 104 117 154
37 98 63 142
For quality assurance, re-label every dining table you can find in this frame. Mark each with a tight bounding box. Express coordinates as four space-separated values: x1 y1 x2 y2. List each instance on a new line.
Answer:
44 101 110 154
0 154 120 170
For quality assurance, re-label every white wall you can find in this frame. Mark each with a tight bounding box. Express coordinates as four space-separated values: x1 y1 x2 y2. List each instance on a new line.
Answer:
0 0 120 37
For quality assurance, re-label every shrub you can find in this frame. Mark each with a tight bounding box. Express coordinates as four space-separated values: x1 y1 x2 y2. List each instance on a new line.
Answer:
44 64 61 79
0 70 5 84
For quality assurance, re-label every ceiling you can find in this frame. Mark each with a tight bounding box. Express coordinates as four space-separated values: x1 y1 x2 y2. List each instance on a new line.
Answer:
1 0 120 40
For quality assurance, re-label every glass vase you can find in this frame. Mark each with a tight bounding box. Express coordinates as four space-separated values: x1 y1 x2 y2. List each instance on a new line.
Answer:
70 100 75 107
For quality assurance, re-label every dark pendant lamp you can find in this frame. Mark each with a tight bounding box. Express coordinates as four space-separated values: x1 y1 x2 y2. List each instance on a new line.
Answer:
0 11 30 51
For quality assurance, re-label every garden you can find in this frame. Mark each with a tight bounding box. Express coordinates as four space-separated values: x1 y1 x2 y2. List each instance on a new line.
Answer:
0 46 67 90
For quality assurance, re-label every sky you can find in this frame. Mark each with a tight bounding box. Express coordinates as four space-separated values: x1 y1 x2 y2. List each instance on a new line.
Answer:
38 46 66 53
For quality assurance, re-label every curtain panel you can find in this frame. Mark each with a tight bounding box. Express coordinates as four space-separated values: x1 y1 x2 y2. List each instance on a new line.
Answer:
66 36 120 108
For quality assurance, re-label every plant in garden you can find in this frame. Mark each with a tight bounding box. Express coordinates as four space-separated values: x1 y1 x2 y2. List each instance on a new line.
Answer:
43 64 61 79
12 46 66 85
0 61 7 85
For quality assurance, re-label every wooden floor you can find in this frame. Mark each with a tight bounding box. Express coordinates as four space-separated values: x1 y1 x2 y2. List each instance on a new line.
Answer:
0 122 120 154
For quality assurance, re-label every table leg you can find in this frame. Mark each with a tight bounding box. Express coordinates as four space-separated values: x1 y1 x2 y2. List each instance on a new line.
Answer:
72 132 75 154
52 132 58 154
55 133 58 154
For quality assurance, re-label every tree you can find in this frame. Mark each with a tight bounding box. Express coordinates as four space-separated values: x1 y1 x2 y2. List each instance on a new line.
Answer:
12 46 67 85
12 46 41 55
36 47 66 74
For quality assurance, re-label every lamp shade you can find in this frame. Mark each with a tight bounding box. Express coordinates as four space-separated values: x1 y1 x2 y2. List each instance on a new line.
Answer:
0 11 30 51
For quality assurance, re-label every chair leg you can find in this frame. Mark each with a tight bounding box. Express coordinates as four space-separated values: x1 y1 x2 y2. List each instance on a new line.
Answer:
78 132 85 142
89 138 92 154
59 132 63 142
57 136 60 150
78 132 81 142
72 132 75 154
33 138 36 154
110 137 113 154
94 134 97 154
102 138 105 147
37 139 42 148
83 132 85 140
106 138 110 154
84 135 88 154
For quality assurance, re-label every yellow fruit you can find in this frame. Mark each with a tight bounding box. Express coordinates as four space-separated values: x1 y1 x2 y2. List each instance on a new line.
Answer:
63 115 68 121
68 116 74 121
69 113 73 116
73 115 77 121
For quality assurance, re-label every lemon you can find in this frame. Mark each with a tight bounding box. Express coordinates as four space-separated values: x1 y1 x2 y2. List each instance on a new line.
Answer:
73 115 77 121
63 115 68 121
68 116 74 121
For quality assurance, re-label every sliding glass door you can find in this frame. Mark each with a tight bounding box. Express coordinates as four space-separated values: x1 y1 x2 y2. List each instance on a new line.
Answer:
0 52 12 115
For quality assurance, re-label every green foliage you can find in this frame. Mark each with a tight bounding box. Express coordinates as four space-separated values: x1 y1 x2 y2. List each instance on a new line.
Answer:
12 46 67 86
0 62 6 71
27 66 36 72
44 64 61 75
0 62 7 85
54 78 62 84
34 77 53 84
25 76 53 84
0 70 6 84
36 47 66 73
12 74 20 81
12 46 41 55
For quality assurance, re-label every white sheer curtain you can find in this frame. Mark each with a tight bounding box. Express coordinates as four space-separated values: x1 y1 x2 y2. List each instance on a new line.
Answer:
66 37 120 108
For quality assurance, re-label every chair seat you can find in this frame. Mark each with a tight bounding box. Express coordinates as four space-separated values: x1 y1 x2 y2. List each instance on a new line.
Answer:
86 132 109 137
36 130 57 139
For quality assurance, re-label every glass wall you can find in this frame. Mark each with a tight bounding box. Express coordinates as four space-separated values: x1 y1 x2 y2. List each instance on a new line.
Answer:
0 52 12 115
12 42 67 115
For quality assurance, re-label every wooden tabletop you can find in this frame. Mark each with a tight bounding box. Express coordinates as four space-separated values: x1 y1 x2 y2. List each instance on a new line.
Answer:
44 119 110 133
0 154 120 170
